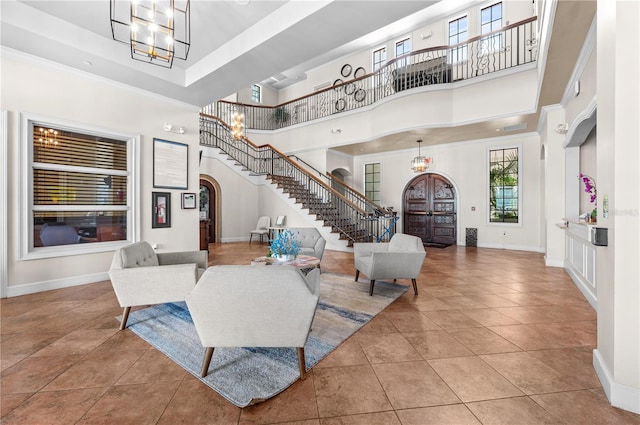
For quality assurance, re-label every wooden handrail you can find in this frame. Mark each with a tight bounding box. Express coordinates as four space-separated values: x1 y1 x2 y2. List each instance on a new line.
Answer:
199 113 368 216
215 16 537 110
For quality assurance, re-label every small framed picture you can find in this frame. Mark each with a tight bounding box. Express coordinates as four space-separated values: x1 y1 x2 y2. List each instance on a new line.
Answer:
152 192 171 228
182 192 197 209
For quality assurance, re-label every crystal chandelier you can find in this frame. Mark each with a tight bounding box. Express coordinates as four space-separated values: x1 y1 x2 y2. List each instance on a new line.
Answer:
110 0 191 68
231 111 245 140
411 139 428 173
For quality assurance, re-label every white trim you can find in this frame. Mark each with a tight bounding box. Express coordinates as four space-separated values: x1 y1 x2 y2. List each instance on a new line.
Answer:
0 110 7 298
562 97 597 149
593 349 640 414
476 242 543 252
536 103 563 135
532 0 558 112
6 271 110 298
19 112 140 260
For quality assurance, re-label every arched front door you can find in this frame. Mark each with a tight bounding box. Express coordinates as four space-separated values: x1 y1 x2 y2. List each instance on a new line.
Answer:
403 173 457 247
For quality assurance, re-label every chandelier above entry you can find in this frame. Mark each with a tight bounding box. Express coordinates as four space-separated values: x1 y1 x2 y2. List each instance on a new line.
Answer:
110 0 191 69
38 127 59 147
231 111 245 140
410 139 431 173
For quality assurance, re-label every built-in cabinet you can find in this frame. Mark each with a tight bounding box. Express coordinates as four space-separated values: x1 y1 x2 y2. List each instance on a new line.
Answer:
564 221 597 307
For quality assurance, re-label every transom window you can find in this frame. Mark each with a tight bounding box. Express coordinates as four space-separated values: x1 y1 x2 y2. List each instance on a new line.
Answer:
448 16 468 63
251 84 262 103
364 163 381 204
489 147 519 223
23 116 134 257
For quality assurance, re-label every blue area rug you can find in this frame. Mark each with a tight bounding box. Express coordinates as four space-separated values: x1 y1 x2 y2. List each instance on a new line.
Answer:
122 272 408 407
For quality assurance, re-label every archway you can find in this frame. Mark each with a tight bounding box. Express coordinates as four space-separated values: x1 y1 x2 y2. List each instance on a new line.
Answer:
199 175 222 245
403 172 457 247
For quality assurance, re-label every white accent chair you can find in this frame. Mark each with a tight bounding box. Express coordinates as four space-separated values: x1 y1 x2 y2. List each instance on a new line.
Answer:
288 227 326 263
249 216 270 245
186 265 321 379
109 241 208 330
354 233 426 296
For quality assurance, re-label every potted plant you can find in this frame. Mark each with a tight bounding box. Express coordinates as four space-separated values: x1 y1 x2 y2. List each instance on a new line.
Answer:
272 106 290 126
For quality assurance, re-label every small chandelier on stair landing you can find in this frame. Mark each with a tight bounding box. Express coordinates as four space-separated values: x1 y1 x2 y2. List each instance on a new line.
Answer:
411 139 430 173
231 110 245 140
110 0 191 69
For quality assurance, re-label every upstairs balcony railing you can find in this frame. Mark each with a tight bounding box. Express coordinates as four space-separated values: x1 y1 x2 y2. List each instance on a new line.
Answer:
201 17 537 130
200 114 394 244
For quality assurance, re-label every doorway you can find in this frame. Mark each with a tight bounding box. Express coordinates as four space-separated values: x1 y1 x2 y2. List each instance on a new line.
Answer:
403 173 457 247
199 176 221 245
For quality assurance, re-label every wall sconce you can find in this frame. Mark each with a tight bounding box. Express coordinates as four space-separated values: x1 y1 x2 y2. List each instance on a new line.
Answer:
420 31 433 40
331 128 341 134
555 123 569 134
164 123 186 134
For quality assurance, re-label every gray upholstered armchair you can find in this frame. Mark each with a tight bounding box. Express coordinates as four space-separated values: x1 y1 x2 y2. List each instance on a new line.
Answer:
288 227 326 262
354 233 425 296
109 241 208 330
186 265 320 379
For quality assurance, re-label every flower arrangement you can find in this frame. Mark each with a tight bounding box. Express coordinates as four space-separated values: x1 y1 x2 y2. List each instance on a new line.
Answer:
268 229 300 259
579 173 597 221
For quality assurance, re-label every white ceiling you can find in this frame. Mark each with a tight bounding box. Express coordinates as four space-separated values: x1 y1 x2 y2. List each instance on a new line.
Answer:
1 0 448 107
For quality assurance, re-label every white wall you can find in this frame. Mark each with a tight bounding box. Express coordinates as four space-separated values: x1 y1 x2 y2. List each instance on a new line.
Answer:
351 133 542 251
1 51 201 295
593 0 640 414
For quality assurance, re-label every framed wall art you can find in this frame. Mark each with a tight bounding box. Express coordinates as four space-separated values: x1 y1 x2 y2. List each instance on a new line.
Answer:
182 192 196 209
152 192 171 228
153 138 188 189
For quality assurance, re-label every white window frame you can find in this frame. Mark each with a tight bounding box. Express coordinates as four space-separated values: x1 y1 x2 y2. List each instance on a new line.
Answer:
251 84 262 103
487 144 522 227
20 113 140 260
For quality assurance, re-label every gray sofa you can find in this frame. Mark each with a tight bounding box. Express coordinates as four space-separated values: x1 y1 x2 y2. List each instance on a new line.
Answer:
287 227 326 262
109 241 208 330
186 265 321 379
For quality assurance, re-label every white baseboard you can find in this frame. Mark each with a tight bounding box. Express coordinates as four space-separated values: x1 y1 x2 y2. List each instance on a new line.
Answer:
7 271 110 297
593 349 640 414
477 242 543 252
544 255 565 268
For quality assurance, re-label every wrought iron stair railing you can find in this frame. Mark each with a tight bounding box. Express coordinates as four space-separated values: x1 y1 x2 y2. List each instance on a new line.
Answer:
202 17 538 130
200 114 394 245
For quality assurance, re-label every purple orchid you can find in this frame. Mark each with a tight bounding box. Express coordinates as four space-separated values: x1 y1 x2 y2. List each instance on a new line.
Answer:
579 173 597 207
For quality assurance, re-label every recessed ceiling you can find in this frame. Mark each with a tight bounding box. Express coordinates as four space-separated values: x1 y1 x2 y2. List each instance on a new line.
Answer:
1 0 440 106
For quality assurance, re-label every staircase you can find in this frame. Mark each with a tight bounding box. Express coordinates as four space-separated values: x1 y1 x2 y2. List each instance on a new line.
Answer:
200 114 394 245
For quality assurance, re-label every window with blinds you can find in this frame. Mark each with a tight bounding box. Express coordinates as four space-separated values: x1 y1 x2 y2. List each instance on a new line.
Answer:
31 124 130 248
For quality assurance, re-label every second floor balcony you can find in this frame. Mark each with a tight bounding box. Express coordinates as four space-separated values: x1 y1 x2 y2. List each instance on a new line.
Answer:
202 17 538 132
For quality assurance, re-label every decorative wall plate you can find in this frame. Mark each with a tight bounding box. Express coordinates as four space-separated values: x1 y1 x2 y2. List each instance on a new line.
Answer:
344 82 356 95
335 98 346 111
333 78 343 91
341 64 352 77
354 88 366 102
353 66 366 79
